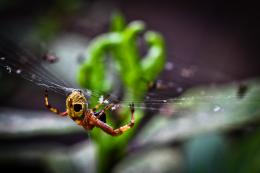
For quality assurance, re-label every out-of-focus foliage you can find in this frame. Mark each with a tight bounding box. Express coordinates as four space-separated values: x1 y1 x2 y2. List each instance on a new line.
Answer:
128 78 260 173
78 12 165 100
0 108 80 138
77 12 166 173
135 79 260 146
114 147 183 173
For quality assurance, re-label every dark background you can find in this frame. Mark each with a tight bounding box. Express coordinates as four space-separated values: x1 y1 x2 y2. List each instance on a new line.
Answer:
0 0 259 109
0 1 259 172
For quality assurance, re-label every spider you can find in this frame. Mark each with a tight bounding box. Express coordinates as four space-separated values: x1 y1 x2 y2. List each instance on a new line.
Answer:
44 89 135 136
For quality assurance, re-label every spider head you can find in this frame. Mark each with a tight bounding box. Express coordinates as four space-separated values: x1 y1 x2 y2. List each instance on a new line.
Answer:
66 89 88 121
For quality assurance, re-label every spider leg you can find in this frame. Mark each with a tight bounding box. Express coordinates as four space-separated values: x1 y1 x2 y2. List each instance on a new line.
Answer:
90 103 135 136
94 111 106 123
44 89 67 116
94 101 120 123
95 102 115 119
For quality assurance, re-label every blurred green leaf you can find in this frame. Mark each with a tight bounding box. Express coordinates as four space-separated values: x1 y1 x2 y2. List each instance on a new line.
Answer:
77 12 166 173
185 134 228 173
134 78 260 147
113 148 183 173
0 108 82 138
130 79 260 173
227 128 260 173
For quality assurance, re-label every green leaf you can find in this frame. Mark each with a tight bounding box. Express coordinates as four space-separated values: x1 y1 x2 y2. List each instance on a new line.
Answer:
135 79 260 147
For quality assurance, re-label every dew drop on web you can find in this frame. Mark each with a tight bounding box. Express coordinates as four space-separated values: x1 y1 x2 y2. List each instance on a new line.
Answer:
213 105 221 112
16 69 22 74
6 66 11 73
176 87 183 93
98 95 104 103
111 104 120 111
165 62 174 71
31 74 36 79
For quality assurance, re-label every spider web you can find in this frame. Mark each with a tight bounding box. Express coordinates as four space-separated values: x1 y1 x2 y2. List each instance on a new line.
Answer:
0 36 248 117
0 36 94 98
108 57 243 114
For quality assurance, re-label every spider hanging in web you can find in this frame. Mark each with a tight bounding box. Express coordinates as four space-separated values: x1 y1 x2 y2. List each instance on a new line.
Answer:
0 36 135 136
45 89 135 136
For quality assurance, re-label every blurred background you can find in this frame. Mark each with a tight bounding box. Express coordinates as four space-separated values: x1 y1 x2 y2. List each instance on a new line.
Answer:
0 0 260 173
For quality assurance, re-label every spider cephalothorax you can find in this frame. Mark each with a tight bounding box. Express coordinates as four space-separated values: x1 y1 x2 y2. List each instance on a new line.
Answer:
45 89 135 136
66 90 87 124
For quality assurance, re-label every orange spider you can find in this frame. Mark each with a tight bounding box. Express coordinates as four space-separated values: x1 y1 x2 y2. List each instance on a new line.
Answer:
44 89 135 136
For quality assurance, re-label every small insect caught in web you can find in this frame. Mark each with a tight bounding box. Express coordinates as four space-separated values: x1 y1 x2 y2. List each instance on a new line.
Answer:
42 53 59 63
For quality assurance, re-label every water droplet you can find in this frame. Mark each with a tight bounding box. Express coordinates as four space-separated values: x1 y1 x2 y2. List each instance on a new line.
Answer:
111 104 120 111
213 105 221 112
16 69 22 74
31 74 36 79
180 66 197 78
165 62 174 71
98 95 104 104
177 87 183 93
5 66 11 73
0 57 5 60
85 90 92 97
